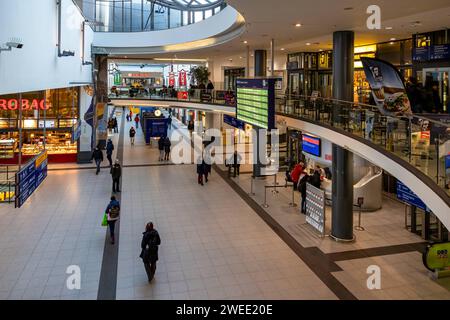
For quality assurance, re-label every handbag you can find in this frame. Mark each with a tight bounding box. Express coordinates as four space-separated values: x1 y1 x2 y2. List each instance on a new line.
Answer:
101 213 108 227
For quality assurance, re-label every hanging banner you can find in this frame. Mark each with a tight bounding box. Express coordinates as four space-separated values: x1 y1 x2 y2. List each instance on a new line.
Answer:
178 70 187 87
360 57 412 117
169 72 175 87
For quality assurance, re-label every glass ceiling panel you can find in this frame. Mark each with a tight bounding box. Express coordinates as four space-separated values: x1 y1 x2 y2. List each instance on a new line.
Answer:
153 0 225 11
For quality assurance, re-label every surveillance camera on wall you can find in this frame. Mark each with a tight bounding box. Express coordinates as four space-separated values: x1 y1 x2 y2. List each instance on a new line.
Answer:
6 41 23 49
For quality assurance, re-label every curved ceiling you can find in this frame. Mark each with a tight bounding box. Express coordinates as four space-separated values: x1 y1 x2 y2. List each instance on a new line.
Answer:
154 0 225 10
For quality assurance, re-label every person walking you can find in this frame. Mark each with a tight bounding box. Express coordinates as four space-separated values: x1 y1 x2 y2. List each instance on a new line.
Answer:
129 126 136 145
113 117 118 133
158 136 165 161
135 114 140 129
167 115 172 129
140 222 161 283
230 151 242 178
111 159 122 193
91 146 104 175
106 139 114 167
163 136 171 161
203 159 211 183
105 196 120 245
197 159 205 186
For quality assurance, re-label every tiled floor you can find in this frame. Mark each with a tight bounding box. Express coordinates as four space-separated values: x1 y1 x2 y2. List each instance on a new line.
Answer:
116 115 337 300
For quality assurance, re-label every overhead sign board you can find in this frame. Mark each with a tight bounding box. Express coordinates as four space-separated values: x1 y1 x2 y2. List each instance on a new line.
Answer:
236 78 276 130
396 180 427 211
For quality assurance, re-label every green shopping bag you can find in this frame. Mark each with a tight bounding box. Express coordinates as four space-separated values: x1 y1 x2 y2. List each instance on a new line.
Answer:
101 213 108 227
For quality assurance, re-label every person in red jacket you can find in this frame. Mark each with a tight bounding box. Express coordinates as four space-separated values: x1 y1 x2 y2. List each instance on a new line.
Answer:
286 161 304 190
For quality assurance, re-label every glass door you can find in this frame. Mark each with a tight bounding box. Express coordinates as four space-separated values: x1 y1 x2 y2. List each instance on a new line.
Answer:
422 68 450 112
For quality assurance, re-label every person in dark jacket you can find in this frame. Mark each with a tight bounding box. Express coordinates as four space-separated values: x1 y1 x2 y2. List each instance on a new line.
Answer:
167 116 172 129
206 80 214 91
129 127 136 145
106 196 120 244
197 159 205 186
113 117 118 133
163 137 171 161
298 174 310 214
158 136 165 161
140 222 161 283
203 159 211 183
310 166 322 189
106 139 114 167
111 159 122 193
91 147 103 175
229 151 242 177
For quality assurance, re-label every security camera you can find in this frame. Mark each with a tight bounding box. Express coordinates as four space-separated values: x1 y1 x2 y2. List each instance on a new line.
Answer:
6 42 23 49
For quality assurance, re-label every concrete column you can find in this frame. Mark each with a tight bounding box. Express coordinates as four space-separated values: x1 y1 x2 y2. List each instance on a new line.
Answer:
331 31 355 241
254 50 267 77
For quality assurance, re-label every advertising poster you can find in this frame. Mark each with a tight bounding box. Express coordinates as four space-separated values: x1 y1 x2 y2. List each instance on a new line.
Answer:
178 70 187 87
169 72 175 87
361 57 412 117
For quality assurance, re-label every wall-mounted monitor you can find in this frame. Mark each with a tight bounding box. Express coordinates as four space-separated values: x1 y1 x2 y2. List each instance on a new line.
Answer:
302 134 321 157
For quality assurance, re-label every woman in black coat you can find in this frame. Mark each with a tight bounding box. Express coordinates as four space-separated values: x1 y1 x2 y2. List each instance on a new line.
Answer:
140 222 161 283
197 160 205 186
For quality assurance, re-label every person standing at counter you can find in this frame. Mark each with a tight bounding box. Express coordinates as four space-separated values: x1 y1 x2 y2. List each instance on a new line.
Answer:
91 147 104 175
299 173 310 214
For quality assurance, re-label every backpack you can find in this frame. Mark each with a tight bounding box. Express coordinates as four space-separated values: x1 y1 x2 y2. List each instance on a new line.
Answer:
109 206 120 219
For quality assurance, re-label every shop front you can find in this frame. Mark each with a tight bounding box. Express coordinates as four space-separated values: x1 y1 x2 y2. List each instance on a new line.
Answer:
0 88 80 164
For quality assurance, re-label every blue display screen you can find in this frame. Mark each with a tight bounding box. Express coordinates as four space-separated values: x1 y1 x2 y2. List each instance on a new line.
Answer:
302 134 321 157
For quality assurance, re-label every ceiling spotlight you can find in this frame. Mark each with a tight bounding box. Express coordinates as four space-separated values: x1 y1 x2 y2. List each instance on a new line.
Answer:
280 48 285 51
306 43 311 46
243 40 248 44
385 26 393 30
295 23 302 27
390 38 396 41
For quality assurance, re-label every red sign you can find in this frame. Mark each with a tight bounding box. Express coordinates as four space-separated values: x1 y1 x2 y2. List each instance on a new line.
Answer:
0 99 51 111
178 70 187 87
177 91 188 100
169 72 175 87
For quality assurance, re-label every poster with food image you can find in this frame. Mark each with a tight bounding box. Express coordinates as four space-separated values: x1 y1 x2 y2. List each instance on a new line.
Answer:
361 57 412 117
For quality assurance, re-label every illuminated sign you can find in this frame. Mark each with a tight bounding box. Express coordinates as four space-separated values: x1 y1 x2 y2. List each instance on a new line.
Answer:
0 99 51 111
302 134 321 157
236 78 276 130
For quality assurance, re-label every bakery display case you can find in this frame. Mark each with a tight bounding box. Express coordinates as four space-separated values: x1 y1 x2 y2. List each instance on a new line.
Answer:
0 139 16 159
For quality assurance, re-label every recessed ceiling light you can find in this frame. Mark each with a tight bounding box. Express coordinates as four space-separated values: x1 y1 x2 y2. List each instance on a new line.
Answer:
239 56 243 59
390 38 396 41
385 26 393 30
280 48 285 51
306 43 311 46
295 23 302 27
319 49 323 52
243 40 248 44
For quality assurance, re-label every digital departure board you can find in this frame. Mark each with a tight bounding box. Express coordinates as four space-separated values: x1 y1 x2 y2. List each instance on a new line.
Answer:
236 78 276 129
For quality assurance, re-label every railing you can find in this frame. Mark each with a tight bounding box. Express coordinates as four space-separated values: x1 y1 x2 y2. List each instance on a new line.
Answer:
0 165 18 203
276 95 450 196
109 92 450 196
110 88 236 106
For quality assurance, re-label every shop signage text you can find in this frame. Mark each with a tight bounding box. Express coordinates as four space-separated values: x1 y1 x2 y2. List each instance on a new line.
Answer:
0 99 51 111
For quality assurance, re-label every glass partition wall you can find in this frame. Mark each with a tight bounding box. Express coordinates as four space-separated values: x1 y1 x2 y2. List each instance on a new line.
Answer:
74 0 226 32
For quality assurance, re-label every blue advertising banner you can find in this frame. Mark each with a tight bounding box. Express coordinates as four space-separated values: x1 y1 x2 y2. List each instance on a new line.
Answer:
446 155 450 169
396 180 427 211
15 151 48 208
223 114 246 131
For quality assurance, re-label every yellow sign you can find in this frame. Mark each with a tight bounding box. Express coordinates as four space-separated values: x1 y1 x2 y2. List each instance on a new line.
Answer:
354 45 377 54
35 151 48 168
